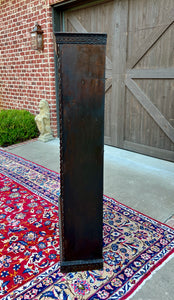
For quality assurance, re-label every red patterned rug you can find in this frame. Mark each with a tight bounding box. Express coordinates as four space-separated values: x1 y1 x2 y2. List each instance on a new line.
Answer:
0 150 174 300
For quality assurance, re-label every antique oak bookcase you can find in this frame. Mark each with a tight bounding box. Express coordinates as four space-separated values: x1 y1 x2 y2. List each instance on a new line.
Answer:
55 32 107 272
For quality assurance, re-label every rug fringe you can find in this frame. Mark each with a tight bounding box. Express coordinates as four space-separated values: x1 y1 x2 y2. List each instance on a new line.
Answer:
127 252 174 300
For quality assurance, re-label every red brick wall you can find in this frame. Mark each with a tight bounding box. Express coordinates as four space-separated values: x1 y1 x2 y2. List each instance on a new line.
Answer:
0 0 65 136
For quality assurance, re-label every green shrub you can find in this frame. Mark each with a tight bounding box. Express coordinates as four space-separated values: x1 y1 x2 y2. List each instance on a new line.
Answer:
0 109 39 147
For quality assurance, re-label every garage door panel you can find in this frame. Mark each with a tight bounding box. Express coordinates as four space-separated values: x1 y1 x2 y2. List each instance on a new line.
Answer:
61 0 174 160
125 88 174 151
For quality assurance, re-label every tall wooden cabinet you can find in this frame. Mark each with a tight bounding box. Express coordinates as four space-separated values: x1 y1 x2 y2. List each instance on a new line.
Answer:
55 33 107 272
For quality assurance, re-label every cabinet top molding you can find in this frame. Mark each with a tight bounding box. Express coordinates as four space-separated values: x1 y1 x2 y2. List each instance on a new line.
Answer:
54 32 107 45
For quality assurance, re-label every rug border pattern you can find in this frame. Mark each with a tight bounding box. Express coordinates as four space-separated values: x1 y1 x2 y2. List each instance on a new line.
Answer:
0 150 174 300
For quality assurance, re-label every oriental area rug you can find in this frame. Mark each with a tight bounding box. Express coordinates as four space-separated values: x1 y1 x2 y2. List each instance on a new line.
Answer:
0 150 174 300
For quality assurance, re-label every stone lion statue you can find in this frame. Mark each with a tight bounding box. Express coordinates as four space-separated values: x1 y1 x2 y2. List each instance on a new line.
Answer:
35 100 54 142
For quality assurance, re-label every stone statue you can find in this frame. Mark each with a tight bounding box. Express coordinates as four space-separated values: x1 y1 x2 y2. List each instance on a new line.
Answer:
35 100 54 142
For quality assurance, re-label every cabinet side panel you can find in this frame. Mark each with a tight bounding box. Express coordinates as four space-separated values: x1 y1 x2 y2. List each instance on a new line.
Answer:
60 43 105 263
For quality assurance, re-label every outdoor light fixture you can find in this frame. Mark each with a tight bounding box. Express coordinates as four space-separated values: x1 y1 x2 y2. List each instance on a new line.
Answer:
31 23 43 50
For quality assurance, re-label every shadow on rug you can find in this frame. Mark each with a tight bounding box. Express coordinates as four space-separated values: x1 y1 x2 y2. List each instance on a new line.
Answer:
0 150 174 300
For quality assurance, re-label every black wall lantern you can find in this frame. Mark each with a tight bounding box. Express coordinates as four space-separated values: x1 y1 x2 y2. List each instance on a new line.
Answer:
31 23 43 50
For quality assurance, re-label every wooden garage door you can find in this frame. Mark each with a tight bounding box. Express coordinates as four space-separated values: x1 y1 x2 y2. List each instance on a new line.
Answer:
62 0 174 161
